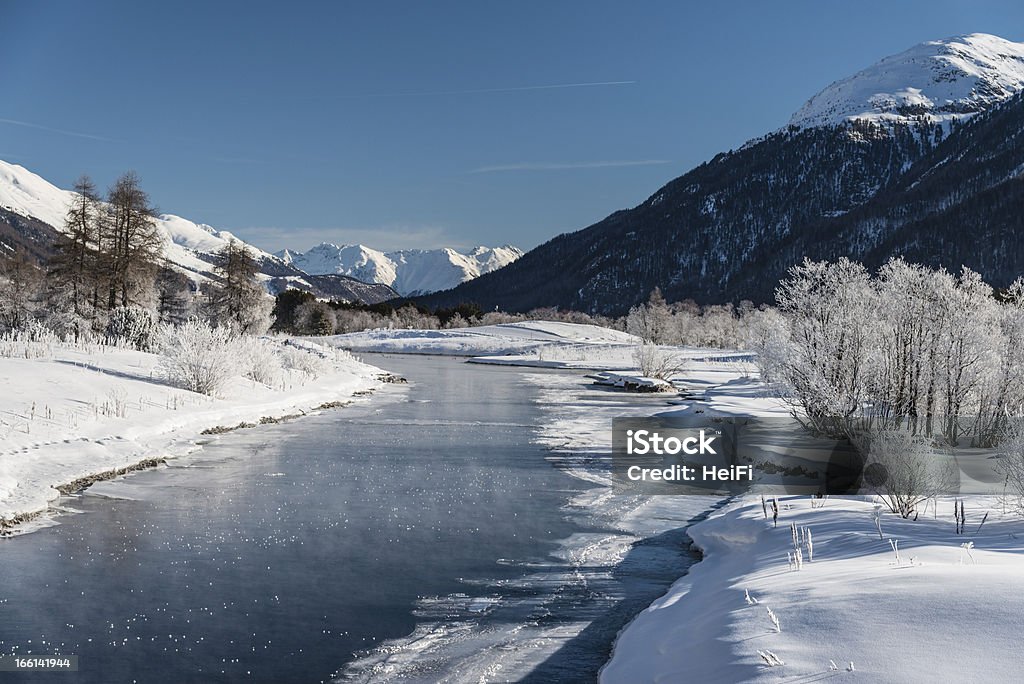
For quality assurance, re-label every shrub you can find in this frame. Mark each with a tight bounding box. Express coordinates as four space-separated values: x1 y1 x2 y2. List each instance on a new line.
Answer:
633 343 687 380
279 343 330 379
154 319 240 396
107 306 156 350
244 338 284 388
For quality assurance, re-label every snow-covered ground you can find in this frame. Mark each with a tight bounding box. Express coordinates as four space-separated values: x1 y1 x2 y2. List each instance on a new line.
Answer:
0 338 386 528
7 319 1015 681
602 493 1024 682
327 320 750 375
536 340 1024 683
326 321 641 362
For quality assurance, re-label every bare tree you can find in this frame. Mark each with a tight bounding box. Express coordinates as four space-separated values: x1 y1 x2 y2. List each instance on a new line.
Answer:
0 248 45 332
634 342 687 380
102 172 163 309
858 429 957 518
49 175 105 338
206 239 273 334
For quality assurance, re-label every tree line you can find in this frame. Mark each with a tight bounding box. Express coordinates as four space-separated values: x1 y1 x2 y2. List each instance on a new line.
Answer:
0 173 271 346
753 257 1024 448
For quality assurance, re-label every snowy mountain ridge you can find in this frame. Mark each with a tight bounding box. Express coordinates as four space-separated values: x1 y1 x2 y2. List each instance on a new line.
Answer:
0 159 515 300
0 159 281 286
276 242 523 296
790 33 1024 130
421 33 1024 313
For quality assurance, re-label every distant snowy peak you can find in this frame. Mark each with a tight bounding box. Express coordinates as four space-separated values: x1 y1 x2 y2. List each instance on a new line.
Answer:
790 33 1024 130
276 243 523 295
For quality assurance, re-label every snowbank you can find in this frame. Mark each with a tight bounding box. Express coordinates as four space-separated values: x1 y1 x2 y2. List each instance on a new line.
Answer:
602 494 1024 682
0 338 387 528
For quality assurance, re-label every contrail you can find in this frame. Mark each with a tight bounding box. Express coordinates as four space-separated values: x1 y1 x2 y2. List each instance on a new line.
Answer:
472 159 672 173
339 80 637 98
0 117 111 142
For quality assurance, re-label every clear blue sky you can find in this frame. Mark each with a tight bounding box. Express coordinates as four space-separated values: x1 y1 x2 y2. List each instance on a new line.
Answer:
2 1 1022 252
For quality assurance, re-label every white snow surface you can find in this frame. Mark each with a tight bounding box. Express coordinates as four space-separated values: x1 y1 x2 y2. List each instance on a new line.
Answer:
790 33 1024 129
0 159 279 286
601 493 1024 683
324 321 642 362
276 242 523 295
0 338 385 526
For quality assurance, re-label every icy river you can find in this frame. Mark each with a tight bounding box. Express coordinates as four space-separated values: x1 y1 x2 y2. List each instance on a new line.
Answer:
1 355 715 683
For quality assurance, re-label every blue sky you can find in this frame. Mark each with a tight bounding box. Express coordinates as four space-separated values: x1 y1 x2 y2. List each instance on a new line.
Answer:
2 1 1022 252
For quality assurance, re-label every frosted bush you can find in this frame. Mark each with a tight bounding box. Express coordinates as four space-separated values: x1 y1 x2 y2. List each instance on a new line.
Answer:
0 324 59 359
154 319 241 396
279 343 330 379
244 338 284 388
633 343 687 380
106 306 156 350
766 606 781 632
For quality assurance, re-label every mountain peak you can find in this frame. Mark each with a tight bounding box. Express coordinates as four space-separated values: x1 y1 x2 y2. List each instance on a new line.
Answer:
789 33 1024 130
281 242 522 295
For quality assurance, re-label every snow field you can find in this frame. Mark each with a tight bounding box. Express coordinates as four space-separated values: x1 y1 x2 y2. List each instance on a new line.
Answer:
602 493 1024 683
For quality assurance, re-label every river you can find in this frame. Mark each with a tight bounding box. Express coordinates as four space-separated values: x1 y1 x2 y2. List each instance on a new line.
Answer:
0 355 714 683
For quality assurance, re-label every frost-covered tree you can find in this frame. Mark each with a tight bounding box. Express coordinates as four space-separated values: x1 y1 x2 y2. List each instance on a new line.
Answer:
858 430 957 518
634 343 687 380
773 258 875 437
0 248 45 332
155 318 240 396
626 288 674 344
206 239 273 335
762 257 1020 448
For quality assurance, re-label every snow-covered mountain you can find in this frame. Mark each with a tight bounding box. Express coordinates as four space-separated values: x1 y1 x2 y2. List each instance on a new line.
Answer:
790 33 1024 130
276 243 523 295
0 159 519 300
0 160 398 304
0 159 281 284
421 33 1024 313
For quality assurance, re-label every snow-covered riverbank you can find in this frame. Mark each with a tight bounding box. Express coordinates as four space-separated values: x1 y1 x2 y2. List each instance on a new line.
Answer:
0 338 387 529
602 492 1024 682
328 321 642 368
